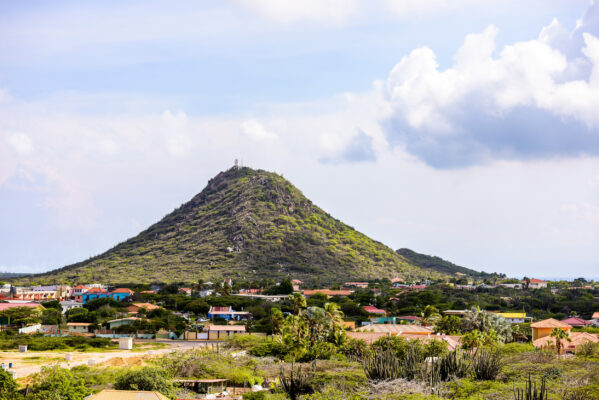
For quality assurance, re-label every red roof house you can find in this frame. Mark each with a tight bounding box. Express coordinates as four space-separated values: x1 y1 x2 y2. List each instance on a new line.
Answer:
363 306 386 315
561 317 594 327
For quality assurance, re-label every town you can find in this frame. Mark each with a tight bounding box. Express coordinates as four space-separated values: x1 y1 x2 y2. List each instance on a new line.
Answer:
0 276 598 399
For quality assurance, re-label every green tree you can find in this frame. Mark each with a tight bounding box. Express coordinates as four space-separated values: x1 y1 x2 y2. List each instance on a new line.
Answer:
289 293 307 315
435 315 462 334
550 328 571 356
114 367 175 397
0 368 19 400
30 366 90 400
419 305 441 326
184 300 210 315
0 306 42 327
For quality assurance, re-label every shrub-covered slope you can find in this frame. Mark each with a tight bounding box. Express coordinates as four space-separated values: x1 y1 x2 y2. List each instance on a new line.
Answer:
396 248 494 278
27 167 452 284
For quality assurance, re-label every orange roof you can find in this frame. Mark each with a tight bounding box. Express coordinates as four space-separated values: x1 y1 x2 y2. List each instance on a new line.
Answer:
87 287 107 293
530 318 572 329
112 288 134 294
67 322 92 326
303 289 352 296
533 332 599 350
74 285 88 289
592 312 599 319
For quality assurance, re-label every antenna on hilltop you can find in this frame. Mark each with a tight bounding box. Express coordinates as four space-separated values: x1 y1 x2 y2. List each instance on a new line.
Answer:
234 159 239 169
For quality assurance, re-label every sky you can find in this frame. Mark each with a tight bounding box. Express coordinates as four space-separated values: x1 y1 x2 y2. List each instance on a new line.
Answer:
0 0 598 279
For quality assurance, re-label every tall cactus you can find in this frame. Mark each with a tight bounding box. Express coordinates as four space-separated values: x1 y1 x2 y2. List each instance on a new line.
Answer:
513 374 548 400
280 362 314 400
362 349 401 381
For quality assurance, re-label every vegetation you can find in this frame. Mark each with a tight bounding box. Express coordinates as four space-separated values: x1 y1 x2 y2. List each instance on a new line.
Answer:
397 248 497 278
21 167 449 284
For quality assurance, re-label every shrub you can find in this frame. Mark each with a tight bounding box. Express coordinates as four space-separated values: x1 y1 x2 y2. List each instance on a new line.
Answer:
501 343 536 355
29 366 91 400
0 368 19 400
472 349 503 380
576 341 599 358
114 367 175 398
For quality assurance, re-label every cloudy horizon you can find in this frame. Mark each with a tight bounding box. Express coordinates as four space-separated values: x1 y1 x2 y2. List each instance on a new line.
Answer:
1 0 598 279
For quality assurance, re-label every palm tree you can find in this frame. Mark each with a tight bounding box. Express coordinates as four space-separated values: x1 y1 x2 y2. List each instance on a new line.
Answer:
550 328 571 356
289 293 306 316
420 305 441 326
324 302 344 328
270 308 284 334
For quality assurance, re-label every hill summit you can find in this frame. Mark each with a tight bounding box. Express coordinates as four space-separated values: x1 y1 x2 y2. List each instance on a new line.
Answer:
30 167 450 284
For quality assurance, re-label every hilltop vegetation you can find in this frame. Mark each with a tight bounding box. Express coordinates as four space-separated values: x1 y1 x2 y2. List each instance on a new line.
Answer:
396 248 495 279
25 167 451 284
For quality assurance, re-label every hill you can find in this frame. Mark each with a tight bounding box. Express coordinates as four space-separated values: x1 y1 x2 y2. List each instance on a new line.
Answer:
22 167 455 284
396 248 494 278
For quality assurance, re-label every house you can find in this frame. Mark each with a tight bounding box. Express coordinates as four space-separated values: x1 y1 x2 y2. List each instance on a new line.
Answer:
72 285 88 298
531 318 572 341
391 278 404 284
495 312 532 324
67 322 92 334
343 321 356 330
592 312 599 326
363 306 386 315
107 317 140 330
127 303 162 315
344 282 369 289
81 288 134 304
178 287 192 296
291 279 303 291
561 316 594 328
198 289 214 298
302 289 352 297
524 279 548 289
207 306 250 321
12 285 71 300
533 331 599 353
498 283 523 289
60 300 83 314
86 390 169 400
206 324 246 340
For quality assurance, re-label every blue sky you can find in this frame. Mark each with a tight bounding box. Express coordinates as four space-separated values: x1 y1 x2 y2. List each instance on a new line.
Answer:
1 0 598 278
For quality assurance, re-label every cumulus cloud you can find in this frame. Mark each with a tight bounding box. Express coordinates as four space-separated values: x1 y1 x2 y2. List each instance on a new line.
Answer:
162 110 192 157
5 132 34 155
380 8 599 168
240 118 279 142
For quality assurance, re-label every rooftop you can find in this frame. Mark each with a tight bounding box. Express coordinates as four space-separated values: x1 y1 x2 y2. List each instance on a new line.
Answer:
354 324 433 334
530 318 572 329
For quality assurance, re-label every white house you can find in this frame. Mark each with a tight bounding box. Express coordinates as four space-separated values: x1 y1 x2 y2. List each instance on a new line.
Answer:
592 312 599 327
524 279 548 289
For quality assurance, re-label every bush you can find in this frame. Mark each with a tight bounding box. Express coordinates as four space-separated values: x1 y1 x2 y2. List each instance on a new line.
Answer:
0 368 19 400
114 367 175 398
363 349 401 381
576 341 599 358
29 366 91 400
501 343 536 355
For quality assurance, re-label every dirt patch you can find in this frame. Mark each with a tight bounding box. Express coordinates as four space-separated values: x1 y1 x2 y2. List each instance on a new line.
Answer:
101 356 145 367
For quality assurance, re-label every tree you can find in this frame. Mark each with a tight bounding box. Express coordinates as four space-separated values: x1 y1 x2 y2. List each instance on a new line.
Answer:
30 366 90 400
435 315 462 334
550 328 571 356
0 368 19 400
114 367 175 397
289 293 306 315
419 305 441 326
184 300 210 315
462 307 512 343
270 308 285 334
0 306 42 328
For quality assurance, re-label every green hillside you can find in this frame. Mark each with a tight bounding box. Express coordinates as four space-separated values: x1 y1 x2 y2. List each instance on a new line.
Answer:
24 167 452 284
396 248 494 278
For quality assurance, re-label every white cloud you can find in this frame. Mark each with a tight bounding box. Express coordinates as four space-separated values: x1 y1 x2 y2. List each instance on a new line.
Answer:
383 0 477 17
162 110 192 157
240 119 279 142
5 132 34 155
379 17 599 167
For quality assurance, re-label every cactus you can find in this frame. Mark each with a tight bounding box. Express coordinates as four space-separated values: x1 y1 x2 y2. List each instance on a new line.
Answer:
472 348 503 380
362 349 401 381
513 374 549 400
279 362 314 400
399 343 423 381
429 350 471 384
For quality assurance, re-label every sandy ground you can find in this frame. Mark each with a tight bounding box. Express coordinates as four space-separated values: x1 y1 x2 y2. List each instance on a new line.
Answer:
0 340 215 379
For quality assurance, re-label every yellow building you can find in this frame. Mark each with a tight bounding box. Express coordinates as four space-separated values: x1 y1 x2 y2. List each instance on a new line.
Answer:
530 318 572 341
